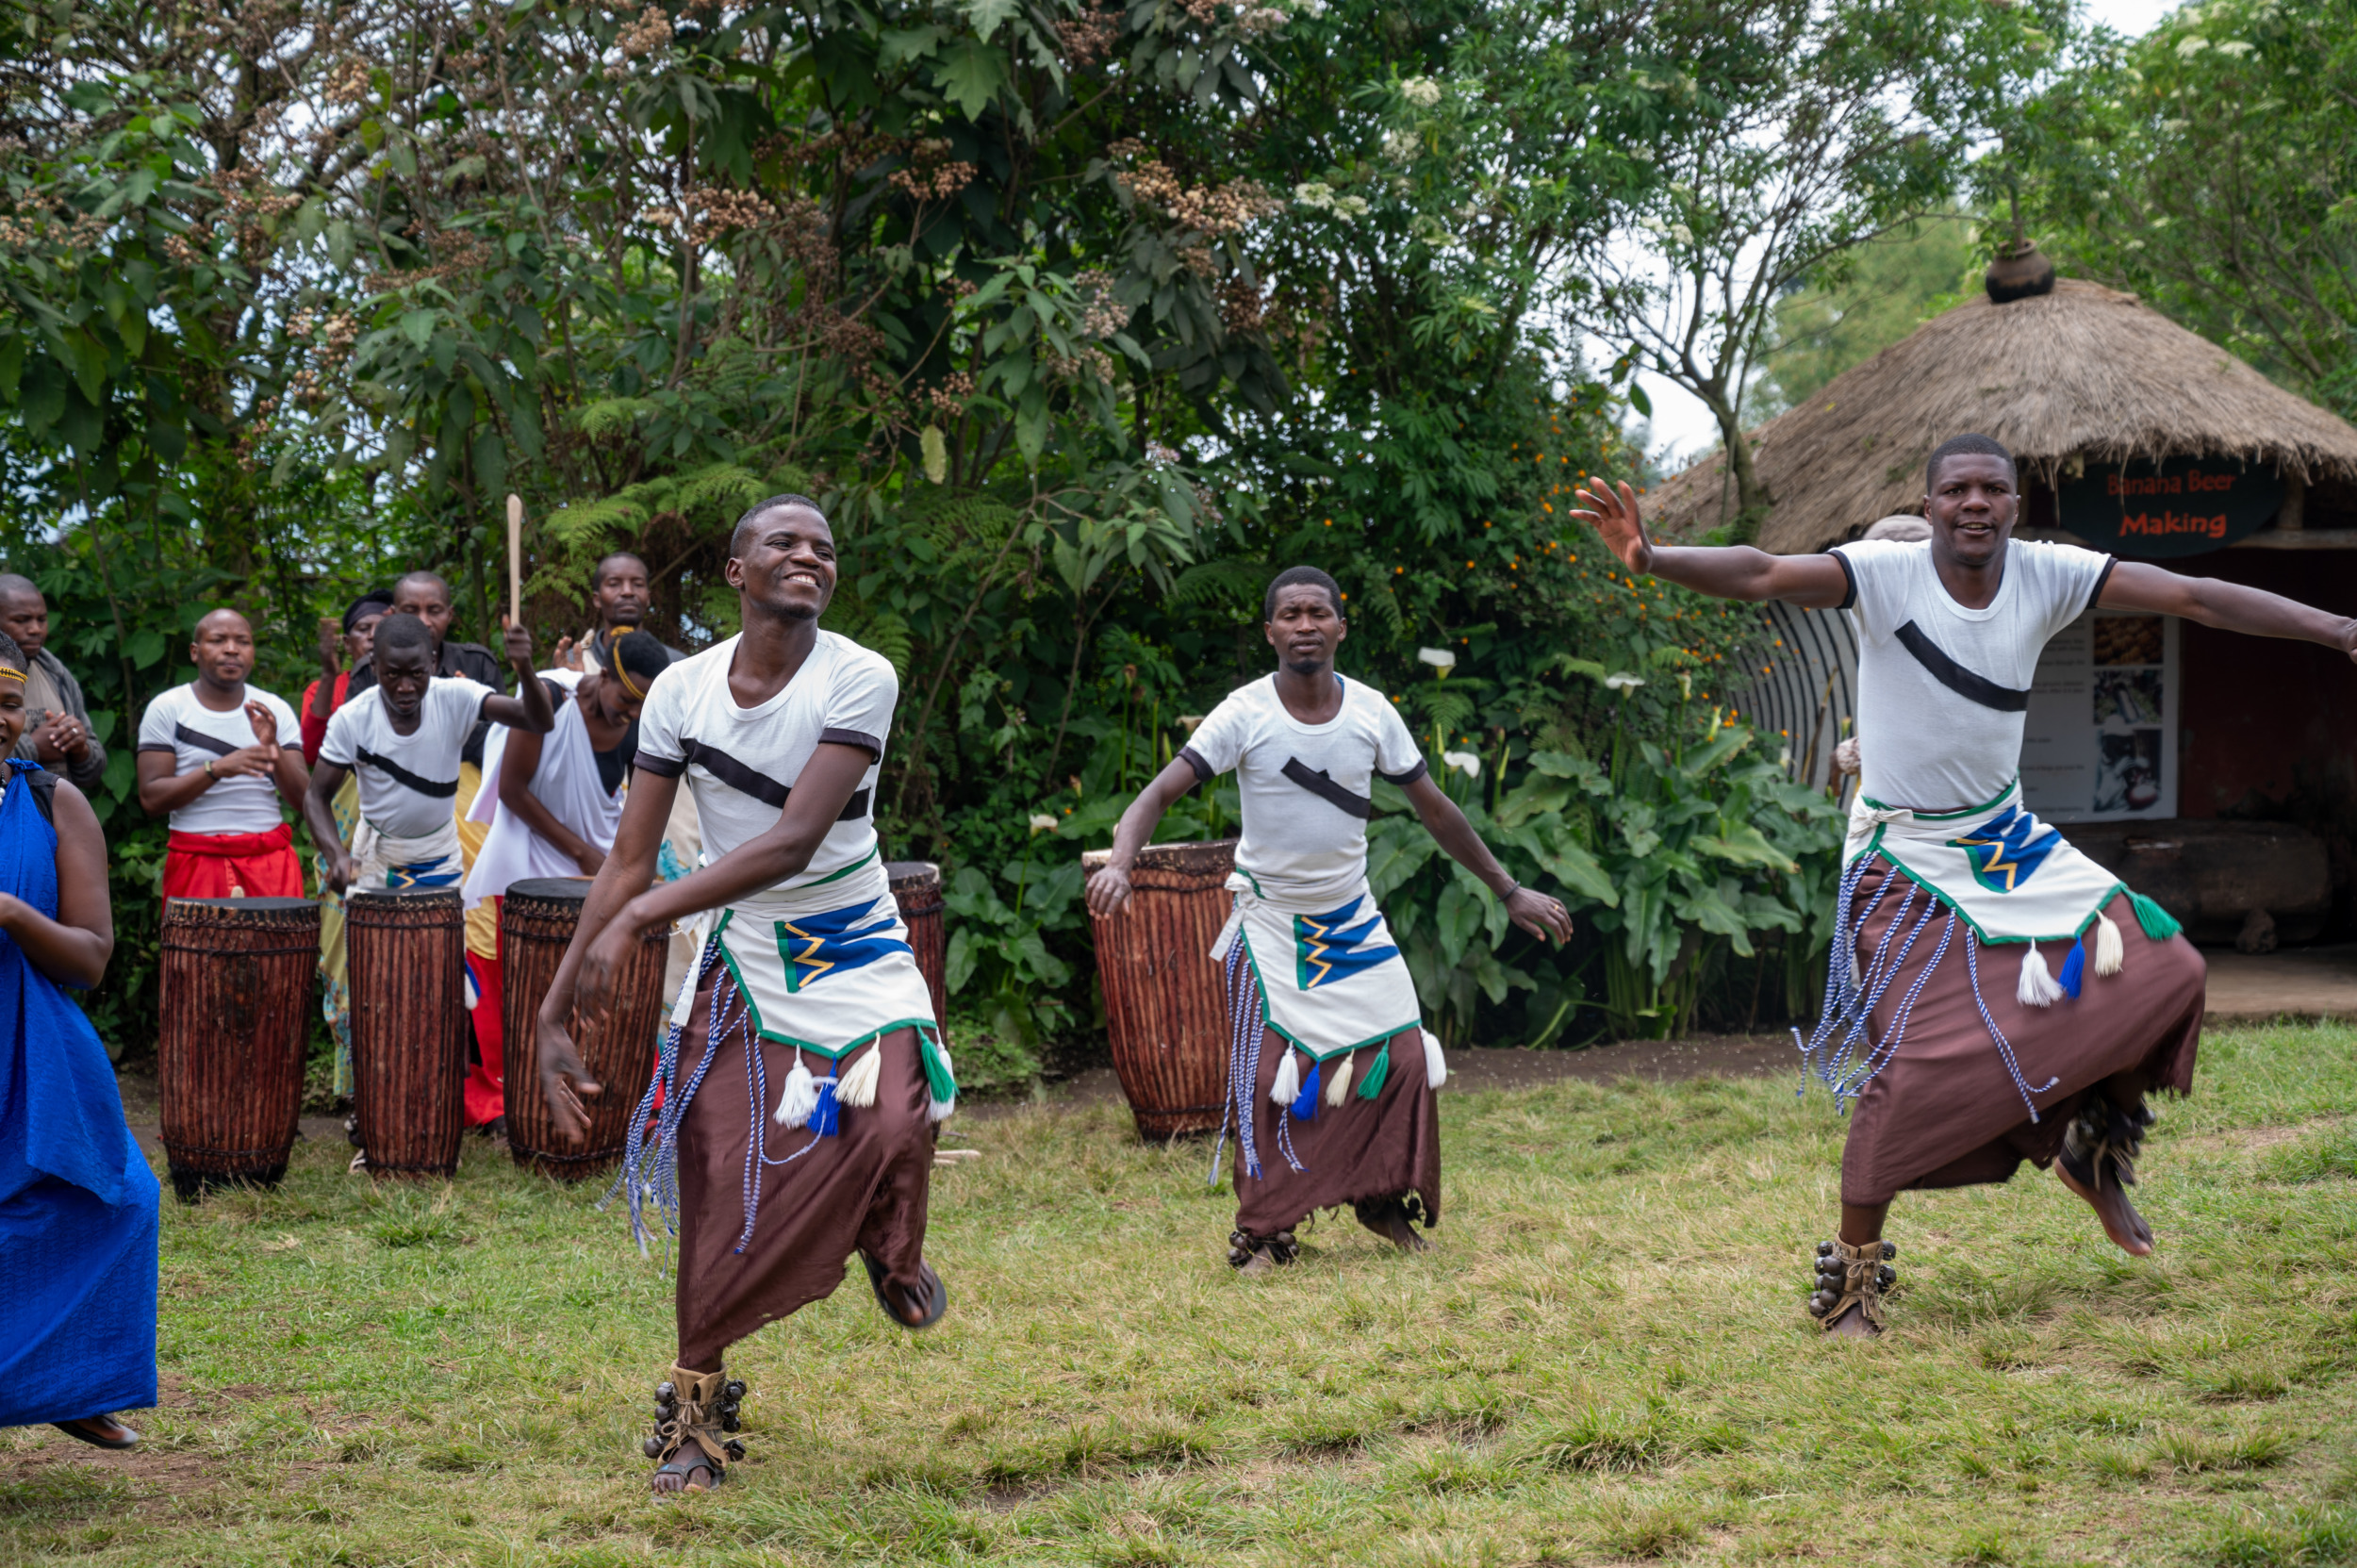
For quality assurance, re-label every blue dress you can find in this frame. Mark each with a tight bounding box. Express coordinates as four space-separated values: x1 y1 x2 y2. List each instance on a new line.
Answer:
0 759 158 1427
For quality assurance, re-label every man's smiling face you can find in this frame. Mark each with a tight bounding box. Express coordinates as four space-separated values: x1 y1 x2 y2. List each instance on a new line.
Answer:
1924 452 2018 569
727 504 837 621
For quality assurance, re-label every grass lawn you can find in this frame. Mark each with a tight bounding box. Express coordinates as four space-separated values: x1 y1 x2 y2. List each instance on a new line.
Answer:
7 1021 2357 1567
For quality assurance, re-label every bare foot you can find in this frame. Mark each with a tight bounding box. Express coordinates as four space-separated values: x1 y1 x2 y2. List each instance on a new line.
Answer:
1353 1197 1430 1254
2055 1161 2154 1256
651 1445 720 1495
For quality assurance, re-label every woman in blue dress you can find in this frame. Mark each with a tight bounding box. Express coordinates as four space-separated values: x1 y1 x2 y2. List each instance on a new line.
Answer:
0 627 156 1449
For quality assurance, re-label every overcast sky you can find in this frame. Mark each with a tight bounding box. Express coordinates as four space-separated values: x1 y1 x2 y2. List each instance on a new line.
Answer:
1631 0 2186 469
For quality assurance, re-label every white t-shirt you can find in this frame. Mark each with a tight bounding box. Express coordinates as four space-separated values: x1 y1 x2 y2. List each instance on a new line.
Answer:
136 683 301 835
633 630 894 889
1834 537 2114 813
319 677 497 838
1181 673 1426 909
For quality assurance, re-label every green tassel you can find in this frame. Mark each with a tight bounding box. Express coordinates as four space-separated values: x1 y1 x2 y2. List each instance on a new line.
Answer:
2130 891 2183 943
1355 1041 1390 1100
918 1028 957 1105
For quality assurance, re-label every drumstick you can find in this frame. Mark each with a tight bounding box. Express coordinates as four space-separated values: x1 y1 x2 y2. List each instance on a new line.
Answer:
505 493 524 629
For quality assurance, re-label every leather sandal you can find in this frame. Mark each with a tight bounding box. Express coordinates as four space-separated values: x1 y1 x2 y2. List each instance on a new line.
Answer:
861 1255 948 1329
643 1366 743 1494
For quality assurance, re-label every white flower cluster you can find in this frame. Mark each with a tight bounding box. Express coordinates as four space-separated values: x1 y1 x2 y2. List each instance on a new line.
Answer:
1400 75 1442 107
1293 181 1369 219
1637 214 1694 245
1381 128 1421 165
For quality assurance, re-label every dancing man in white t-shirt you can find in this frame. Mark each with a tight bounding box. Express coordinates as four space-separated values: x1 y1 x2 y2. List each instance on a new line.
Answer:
1088 567 1573 1274
1574 434 2357 1336
304 612 553 894
137 609 309 902
528 495 951 1496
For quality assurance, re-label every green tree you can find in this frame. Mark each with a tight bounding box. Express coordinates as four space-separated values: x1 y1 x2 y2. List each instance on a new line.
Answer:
1751 216 1980 418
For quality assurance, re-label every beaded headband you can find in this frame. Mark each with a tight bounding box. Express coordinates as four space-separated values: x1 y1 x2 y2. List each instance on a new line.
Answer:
612 657 647 699
0 665 25 685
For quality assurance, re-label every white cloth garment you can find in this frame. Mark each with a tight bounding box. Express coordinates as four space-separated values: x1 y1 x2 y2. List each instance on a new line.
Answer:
135 683 300 835
1845 782 2123 947
461 672 623 908
1832 537 2113 814
1180 672 1428 910
319 677 495 839
1211 872 1423 1062
350 817 466 891
632 630 892 888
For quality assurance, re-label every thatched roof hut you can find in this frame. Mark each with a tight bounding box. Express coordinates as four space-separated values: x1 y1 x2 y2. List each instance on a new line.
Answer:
1651 277 2357 554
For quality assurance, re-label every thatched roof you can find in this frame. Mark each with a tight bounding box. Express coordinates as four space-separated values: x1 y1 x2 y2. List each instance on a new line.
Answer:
1650 278 2357 555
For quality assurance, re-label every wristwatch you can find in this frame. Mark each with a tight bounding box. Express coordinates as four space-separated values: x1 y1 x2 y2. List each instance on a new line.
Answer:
203 759 217 781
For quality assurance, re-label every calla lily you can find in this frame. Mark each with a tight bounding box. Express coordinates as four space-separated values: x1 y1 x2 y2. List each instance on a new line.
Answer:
1417 647 1457 674
1603 671 1645 691
1442 751 1481 778
1178 714 1206 733
1028 814 1060 835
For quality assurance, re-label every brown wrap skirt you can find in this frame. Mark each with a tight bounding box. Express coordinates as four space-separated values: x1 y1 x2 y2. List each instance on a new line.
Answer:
1837 862 2205 1207
671 966 934 1364
1231 1024 1441 1237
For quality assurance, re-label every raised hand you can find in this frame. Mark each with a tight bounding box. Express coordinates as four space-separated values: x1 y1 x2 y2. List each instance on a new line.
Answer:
244 699 281 758
501 615 536 674
552 634 583 673
317 615 343 672
1569 479 1654 575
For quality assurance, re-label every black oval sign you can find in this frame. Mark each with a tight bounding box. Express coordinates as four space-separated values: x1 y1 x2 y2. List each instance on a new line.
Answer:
2058 457 2283 557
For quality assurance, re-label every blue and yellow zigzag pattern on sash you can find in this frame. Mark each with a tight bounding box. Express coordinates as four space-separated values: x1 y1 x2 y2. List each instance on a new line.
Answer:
1294 899 1400 992
1947 803 2063 896
771 898 915 995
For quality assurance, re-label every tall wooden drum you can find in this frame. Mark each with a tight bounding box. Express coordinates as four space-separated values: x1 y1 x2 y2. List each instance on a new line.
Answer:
157 897 321 1202
347 886 469 1180
886 861 948 1044
1083 840 1237 1140
501 878 666 1179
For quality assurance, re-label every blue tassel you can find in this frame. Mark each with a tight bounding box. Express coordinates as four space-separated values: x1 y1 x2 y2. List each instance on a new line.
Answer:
2058 937 2085 999
1291 1059 1321 1121
810 1078 840 1137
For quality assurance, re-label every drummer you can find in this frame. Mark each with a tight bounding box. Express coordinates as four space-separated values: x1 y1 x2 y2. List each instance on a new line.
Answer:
1086 567 1573 1272
303 612 553 896
530 494 951 1496
455 630 669 1125
135 609 310 901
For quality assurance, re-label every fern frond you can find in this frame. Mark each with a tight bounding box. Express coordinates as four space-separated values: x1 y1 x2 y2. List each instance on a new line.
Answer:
1169 557 1265 608
574 399 659 440
543 494 651 553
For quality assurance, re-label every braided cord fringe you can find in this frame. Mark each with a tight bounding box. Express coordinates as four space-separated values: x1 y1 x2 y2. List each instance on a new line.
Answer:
1795 858 2059 1119
602 936 726 1255
1210 941 1265 1186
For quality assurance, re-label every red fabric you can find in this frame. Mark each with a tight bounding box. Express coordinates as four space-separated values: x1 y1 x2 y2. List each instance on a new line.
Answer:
162 823 305 903
299 672 352 766
464 905 504 1127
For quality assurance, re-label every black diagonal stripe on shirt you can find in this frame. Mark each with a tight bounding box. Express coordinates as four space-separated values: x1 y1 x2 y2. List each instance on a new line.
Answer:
679 738 872 820
354 746 460 798
1281 756 1374 820
1893 620 2031 714
173 723 239 758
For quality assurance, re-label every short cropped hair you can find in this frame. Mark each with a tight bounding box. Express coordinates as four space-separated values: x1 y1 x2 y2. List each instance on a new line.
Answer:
0 631 25 672
1926 434 2017 489
393 569 452 603
373 612 437 662
1263 565 1343 622
590 551 649 586
731 493 827 555
611 629 670 692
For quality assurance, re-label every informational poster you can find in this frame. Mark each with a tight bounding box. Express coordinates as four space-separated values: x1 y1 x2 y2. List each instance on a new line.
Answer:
2057 456 2281 556
2020 609 2179 823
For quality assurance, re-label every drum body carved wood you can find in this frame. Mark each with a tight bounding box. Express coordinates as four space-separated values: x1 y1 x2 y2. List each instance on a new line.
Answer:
1084 840 1236 1140
886 861 948 1046
347 887 469 1180
157 896 320 1201
500 878 665 1179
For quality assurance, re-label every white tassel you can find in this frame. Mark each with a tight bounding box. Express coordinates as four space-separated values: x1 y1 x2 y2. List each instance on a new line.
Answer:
2093 911 2125 978
1325 1048 1353 1107
1269 1048 1299 1109
771 1054 818 1129
838 1044 883 1109
2017 940 2065 1008
1422 1027 1447 1090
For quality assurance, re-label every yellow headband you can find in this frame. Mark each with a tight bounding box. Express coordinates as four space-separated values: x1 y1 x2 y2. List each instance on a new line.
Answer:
613 657 646 700
0 666 25 685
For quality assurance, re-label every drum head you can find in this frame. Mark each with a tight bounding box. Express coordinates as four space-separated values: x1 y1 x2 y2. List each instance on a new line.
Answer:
885 860 940 890
167 896 317 912
349 885 461 905
508 877 593 903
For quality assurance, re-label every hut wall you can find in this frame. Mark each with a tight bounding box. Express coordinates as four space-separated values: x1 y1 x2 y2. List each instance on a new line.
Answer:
2163 550 2357 821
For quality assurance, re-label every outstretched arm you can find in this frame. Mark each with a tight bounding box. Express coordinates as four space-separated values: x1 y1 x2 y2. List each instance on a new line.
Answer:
2101 562 2357 660
1571 480 1852 608
1083 756 1200 918
477 619 557 733
1402 774 1574 944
